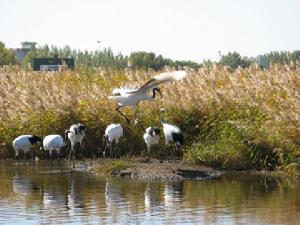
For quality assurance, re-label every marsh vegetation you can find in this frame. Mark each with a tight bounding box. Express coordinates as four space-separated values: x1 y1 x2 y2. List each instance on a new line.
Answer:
0 63 299 173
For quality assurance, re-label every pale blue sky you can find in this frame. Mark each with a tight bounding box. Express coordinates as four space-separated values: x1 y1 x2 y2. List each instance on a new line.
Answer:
1 0 299 62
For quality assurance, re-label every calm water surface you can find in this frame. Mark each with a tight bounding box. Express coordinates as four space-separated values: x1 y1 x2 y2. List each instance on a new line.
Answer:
0 161 300 225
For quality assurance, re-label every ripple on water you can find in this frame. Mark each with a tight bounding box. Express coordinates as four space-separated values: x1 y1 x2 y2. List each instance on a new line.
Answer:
0 163 300 224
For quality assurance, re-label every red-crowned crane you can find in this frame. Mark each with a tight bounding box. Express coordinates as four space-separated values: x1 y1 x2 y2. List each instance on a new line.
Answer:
41 134 64 170
65 123 86 169
108 70 187 124
143 126 161 162
161 120 184 161
12 135 43 164
103 123 123 158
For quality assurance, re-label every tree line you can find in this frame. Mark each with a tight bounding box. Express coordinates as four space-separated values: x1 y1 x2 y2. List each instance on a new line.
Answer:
0 41 299 70
21 44 199 70
0 41 18 66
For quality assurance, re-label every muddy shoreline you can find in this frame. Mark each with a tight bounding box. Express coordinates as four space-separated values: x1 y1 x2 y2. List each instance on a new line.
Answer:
2 158 298 180
87 158 299 181
111 162 221 181
87 158 222 180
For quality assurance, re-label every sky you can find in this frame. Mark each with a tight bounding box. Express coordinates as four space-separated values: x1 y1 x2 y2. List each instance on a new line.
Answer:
1 0 300 62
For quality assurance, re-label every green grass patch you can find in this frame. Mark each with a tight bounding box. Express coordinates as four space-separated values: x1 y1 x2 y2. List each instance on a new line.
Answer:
184 105 298 170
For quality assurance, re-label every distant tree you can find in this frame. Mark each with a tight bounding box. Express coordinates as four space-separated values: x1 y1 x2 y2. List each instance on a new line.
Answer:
291 50 300 61
129 52 156 69
129 51 200 70
60 45 72 58
219 52 250 69
22 50 38 69
0 41 18 66
202 59 213 68
39 44 50 57
174 60 200 69
263 51 300 65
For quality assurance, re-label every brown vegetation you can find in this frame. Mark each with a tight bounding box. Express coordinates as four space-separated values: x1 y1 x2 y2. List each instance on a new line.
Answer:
0 64 299 171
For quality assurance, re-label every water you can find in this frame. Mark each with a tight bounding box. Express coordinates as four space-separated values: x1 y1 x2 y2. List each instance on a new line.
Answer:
1 161 300 225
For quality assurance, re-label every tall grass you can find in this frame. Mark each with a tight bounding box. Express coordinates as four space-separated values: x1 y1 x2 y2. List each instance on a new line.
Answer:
0 64 299 171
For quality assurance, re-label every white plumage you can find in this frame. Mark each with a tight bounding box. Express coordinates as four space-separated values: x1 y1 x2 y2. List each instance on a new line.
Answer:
105 123 124 143
43 135 64 156
112 85 138 96
12 135 43 161
42 135 64 169
65 123 86 168
143 127 160 162
154 70 187 82
66 123 86 146
103 123 123 158
65 123 86 153
161 120 184 159
161 121 182 145
109 70 187 123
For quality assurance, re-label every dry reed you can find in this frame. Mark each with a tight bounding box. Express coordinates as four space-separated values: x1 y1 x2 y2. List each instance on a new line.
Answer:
0 64 299 170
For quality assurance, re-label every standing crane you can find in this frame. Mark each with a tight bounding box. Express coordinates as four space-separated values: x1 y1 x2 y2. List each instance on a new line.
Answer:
143 126 161 162
65 123 86 169
103 123 124 158
12 135 43 164
41 134 64 170
161 120 184 161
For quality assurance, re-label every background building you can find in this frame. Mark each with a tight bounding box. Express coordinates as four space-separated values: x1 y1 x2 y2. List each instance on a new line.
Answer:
32 57 75 71
13 41 37 63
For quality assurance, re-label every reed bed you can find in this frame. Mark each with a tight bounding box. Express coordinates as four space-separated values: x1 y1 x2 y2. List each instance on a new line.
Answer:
0 64 299 171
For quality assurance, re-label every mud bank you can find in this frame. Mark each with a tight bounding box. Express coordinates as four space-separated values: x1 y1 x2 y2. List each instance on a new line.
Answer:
90 158 223 181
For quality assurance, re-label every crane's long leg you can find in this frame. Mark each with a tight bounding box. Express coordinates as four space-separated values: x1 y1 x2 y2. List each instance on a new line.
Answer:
70 144 75 169
160 144 165 163
114 142 121 158
146 145 150 162
78 142 87 170
164 144 171 162
109 143 112 158
31 150 34 166
57 151 62 171
104 143 109 158
68 145 73 161
116 144 119 158
135 118 148 134
116 106 131 124
112 143 115 158
113 142 117 158
157 144 162 163
50 152 52 170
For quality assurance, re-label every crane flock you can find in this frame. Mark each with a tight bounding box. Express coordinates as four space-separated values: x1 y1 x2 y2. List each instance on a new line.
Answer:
12 70 187 167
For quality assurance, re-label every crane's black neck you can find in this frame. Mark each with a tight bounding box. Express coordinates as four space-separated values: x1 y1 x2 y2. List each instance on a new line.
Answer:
29 135 42 145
